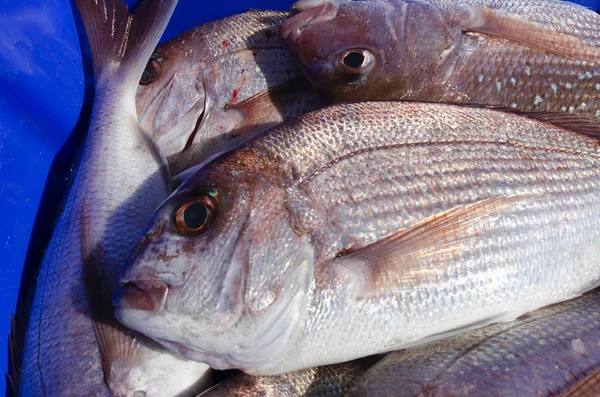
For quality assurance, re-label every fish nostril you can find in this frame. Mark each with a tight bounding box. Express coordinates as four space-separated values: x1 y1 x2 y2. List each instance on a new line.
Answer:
113 280 169 312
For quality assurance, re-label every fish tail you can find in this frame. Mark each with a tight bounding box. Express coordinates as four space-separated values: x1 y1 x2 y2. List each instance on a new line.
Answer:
74 0 178 88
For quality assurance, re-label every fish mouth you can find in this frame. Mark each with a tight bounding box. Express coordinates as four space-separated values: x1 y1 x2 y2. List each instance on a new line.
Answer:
113 280 169 312
143 251 314 372
279 1 339 43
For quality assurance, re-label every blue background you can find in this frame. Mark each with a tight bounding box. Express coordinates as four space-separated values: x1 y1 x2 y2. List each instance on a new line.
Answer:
1 0 599 394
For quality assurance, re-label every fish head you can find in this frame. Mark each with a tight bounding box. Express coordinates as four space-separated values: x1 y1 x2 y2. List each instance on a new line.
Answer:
136 30 207 163
280 0 458 102
114 148 316 371
138 10 323 175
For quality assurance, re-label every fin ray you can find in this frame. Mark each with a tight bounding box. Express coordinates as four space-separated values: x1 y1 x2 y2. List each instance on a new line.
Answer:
335 195 544 297
227 78 318 137
74 0 179 84
459 6 600 62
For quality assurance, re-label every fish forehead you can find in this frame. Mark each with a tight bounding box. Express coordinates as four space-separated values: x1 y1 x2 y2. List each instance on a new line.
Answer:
154 10 288 62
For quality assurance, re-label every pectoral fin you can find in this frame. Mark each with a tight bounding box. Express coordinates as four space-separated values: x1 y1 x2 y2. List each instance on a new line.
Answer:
457 6 600 62
335 195 543 298
227 78 319 138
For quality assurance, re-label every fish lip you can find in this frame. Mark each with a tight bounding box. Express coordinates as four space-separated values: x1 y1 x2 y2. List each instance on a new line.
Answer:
113 280 169 312
279 1 339 43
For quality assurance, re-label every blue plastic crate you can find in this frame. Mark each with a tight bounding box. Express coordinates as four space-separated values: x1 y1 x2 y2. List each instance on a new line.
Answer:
2 0 599 394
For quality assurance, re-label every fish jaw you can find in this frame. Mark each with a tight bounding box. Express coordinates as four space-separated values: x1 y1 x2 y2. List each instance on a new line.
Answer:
114 158 317 371
115 236 315 371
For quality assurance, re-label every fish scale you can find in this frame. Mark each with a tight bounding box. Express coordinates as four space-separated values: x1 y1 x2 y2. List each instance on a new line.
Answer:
346 289 600 397
282 0 600 134
18 0 211 395
444 36 600 116
116 101 600 375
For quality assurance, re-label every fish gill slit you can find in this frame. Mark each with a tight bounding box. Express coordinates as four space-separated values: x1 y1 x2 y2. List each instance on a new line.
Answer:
181 101 206 152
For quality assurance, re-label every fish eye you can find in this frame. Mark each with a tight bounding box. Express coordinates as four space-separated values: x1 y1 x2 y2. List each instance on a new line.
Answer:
336 49 375 76
140 55 162 85
174 193 218 237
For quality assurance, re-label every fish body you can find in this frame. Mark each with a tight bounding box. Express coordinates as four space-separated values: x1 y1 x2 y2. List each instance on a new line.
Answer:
18 0 210 395
347 288 600 397
136 10 324 176
115 101 600 375
199 362 366 397
281 0 600 133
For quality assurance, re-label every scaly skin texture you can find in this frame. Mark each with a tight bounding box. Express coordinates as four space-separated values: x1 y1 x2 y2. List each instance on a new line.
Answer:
347 288 600 397
199 362 366 396
281 0 600 119
136 10 324 176
116 101 600 375
19 0 210 395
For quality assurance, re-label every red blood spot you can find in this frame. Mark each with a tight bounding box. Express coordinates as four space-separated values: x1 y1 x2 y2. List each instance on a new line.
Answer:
222 40 229 48
241 69 245 74
231 89 239 103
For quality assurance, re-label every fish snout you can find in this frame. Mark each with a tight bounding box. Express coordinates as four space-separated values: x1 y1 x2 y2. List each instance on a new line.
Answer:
113 280 169 312
280 1 339 43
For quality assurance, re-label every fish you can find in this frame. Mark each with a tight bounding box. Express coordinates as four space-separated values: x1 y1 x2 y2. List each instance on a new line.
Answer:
199 362 367 396
136 10 325 177
346 288 600 397
114 100 600 375
280 0 600 136
17 0 211 395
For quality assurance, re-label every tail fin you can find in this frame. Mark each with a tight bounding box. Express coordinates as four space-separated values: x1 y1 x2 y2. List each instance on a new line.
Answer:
74 0 178 85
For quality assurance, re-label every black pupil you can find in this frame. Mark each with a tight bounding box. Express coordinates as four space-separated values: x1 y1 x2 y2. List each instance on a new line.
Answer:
183 203 208 230
343 51 365 69
140 63 153 84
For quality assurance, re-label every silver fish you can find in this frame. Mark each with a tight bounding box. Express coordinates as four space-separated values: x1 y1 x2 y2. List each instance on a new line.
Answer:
280 0 600 136
199 362 366 396
18 0 210 395
347 288 600 397
115 101 600 375
136 10 324 177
